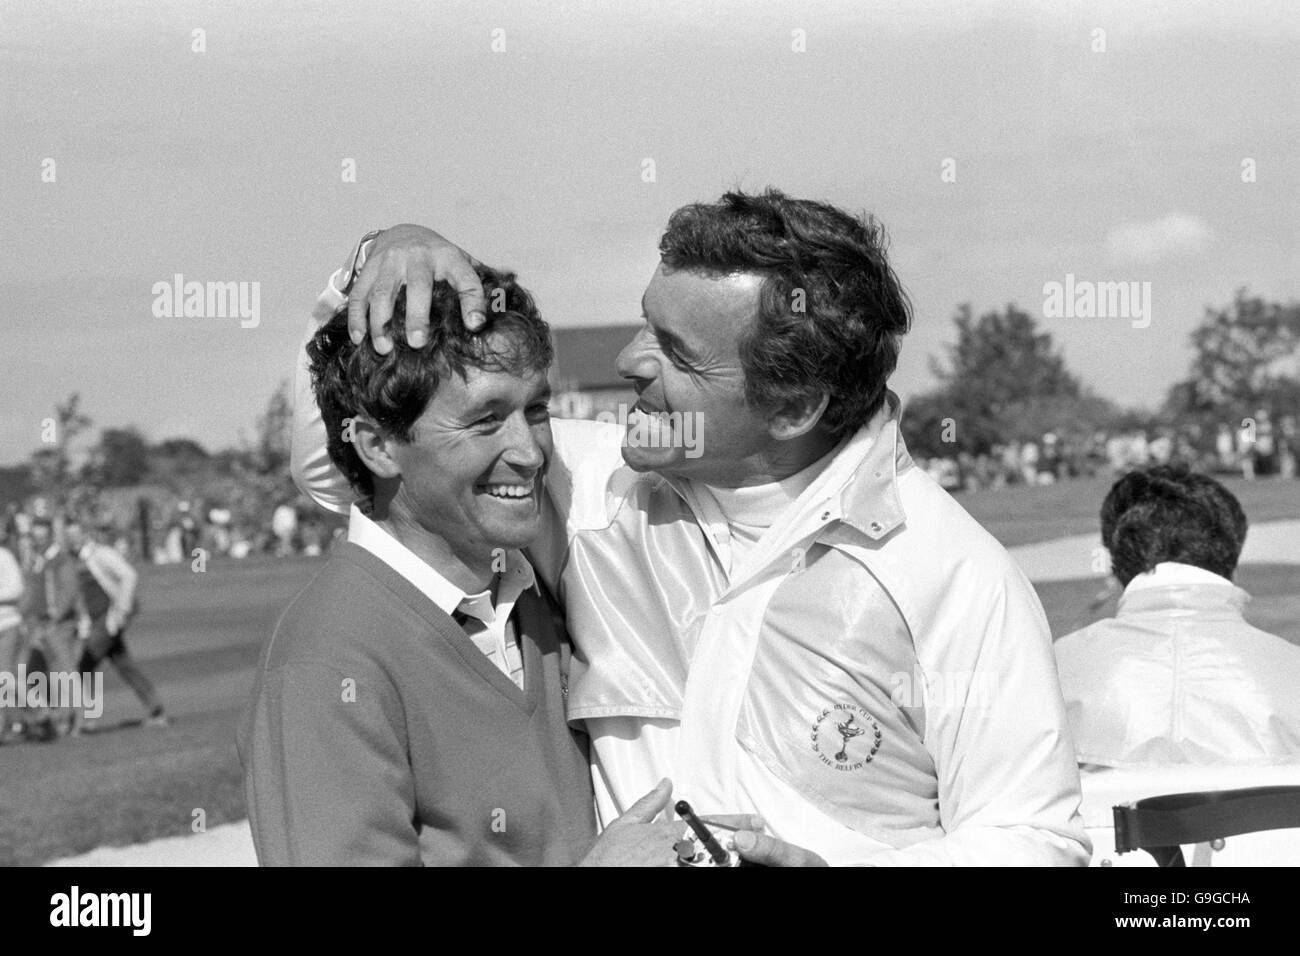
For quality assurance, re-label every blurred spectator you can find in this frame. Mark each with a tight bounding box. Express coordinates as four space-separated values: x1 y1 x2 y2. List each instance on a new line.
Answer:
998 442 1019 486
64 518 167 732
1252 408 1277 476
162 516 184 564
0 530 24 742
1147 429 1173 465
178 502 201 556
271 502 297 556
18 518 81 737
1281 415 1298 479
1237 418 1257 479
208 507 233 553
1019 439 1039 484
299 516 324 556
1215 423 1235 470
1038 433 1060 484
1055 464 1300 767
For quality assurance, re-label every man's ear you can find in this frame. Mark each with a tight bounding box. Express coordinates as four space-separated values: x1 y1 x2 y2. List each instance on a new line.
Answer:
766 390 830 441
350 415 403 480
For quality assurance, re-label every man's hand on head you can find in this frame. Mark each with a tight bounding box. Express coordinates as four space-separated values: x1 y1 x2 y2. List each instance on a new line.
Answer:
346 224 488 355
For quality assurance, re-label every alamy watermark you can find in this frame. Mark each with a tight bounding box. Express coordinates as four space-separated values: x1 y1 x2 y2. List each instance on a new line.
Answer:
598 404 704 458
0 668 103 718
1042 273 1151 329
151 274 260 328
50 886 150 936
889 666 1000 713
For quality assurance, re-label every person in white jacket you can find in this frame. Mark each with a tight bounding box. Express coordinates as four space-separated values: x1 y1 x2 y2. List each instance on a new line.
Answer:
291 193 1089 866
0 533 25 741
1056 464 1300 767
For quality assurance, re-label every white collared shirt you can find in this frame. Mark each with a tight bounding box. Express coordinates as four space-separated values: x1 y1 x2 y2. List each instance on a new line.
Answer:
346 505 536 686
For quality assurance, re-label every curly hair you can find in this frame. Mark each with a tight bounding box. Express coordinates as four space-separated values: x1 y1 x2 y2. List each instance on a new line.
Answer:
1101 463 1248 586
657 188 912 440
307 265 552 502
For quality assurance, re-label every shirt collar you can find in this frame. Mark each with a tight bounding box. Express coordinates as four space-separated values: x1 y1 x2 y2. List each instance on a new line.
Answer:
700 440 841 529
346 504 536 620
1123 561 1235 593
1117 562 1248 617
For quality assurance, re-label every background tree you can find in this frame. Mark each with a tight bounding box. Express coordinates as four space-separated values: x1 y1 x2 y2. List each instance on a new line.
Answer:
224 380 301 521
26 392 93 499
95 427 150 487
147 437 211 489
898 390 954 459
903 303 1101 455
251 379 294 478
1162 290 1300 445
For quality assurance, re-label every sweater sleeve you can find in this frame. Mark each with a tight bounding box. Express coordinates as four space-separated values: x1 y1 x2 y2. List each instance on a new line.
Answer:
240 656 421 866
290 273 355 515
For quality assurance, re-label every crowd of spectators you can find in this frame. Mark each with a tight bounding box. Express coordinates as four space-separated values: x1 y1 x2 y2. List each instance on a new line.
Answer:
3 495 341 567
915 412 1298 493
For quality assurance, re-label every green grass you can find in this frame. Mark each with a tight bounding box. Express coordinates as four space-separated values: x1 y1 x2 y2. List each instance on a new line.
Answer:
1 478 1296 864
0 556 323 866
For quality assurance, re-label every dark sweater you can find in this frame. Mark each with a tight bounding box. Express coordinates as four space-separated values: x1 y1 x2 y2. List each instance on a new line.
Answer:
237 542 595 866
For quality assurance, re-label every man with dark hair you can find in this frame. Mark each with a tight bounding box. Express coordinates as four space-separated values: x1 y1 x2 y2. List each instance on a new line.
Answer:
653 191 911 441
1100 464 1247 587
241 265 685 865
1056 464 1300 766
291 194 1088 866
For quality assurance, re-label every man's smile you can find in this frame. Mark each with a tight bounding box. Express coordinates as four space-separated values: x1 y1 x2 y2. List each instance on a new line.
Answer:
476 475 541 502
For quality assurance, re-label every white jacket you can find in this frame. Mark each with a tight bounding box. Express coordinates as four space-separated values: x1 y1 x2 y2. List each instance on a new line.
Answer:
0 546 22 632
292 276 1089 866
1056 562 1300 768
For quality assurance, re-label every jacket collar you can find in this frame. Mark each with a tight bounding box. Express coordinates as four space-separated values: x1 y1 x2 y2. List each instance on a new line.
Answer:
663 389 913 544
1123 561 1234 593
1118 580 1250 618
833 390 913 542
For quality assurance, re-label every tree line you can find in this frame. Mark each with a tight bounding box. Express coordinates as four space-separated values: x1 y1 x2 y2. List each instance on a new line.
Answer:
901 290 1300 460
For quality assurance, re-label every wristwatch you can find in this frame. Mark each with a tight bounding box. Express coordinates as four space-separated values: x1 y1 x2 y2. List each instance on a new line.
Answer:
339 228 385 295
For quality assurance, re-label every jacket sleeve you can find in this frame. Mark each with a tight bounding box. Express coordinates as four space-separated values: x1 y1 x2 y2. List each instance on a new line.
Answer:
289 272 354 516
91 546 138 611
866 562 1090 866
0 548 23 604
239 656 421 866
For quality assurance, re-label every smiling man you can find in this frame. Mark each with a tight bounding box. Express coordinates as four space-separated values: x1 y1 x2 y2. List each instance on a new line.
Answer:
293 191 1090 865
240 265 684 865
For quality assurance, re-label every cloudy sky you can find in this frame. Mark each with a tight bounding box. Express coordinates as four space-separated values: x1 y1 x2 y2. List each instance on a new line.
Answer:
3 0 1297 465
